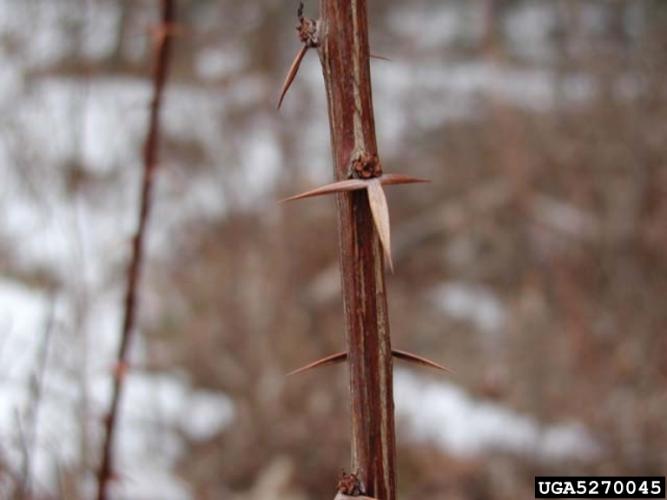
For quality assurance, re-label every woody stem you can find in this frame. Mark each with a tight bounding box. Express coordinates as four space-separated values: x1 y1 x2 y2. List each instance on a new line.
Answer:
318 0 396 498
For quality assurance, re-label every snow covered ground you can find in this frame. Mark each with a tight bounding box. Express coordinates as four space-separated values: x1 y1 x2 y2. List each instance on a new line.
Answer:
0 278 599 498
395 370 599 462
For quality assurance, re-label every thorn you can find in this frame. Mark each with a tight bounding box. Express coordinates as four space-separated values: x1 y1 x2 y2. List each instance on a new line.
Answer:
392 349 453 373
280 178 369 202
366 179 393 272
337 471 364 497
379 173 430 186
287 351 347 376
280 172 429 271
281 173 429 203
277 44 309 110
370 54 391 62
287 349 451 377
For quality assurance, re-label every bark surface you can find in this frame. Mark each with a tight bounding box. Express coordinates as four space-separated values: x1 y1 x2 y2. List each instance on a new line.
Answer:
318 1 397 498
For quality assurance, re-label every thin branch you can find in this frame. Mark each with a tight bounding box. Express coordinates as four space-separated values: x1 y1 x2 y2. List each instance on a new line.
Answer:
15 410 29 500
96 2 175 499
18 299 56 500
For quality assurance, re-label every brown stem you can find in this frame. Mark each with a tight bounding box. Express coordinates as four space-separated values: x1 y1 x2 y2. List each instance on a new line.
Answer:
318 1 396 497
96 2 175 499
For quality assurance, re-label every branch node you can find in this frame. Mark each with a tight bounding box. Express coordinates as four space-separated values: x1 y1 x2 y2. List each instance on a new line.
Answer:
276 5 321 109
337 471 364 496
296 1 320 49
350 151 382 179
297 17 320 48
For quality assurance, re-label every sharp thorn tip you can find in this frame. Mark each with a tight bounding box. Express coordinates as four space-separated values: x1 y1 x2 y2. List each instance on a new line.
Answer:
277 45 309 110
282 179 369 203
392 349 453 373
286 351 348 377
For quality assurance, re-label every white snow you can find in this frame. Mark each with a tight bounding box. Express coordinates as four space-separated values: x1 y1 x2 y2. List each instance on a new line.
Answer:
195 45 248 81
0 279 234 498
387 3 471 50
430 282 507 336
396 369 600 462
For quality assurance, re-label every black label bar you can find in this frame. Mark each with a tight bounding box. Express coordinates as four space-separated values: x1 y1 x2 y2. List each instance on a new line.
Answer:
535 476 665 498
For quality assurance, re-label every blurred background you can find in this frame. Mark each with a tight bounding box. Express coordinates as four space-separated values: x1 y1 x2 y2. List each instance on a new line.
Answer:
1 0 666 498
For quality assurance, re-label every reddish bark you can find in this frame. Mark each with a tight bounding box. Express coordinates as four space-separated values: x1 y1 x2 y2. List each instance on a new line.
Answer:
318 1 396 498
96 2 175 499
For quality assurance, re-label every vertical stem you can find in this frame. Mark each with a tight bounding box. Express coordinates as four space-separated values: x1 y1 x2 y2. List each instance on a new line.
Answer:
318 1 396 498
96 2 174 499
18 300 55 500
